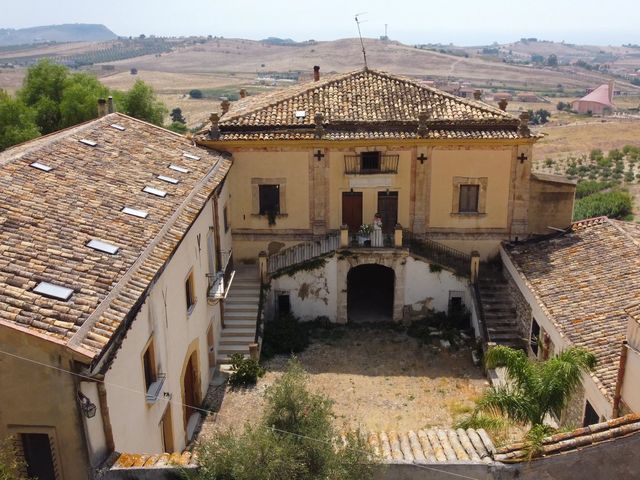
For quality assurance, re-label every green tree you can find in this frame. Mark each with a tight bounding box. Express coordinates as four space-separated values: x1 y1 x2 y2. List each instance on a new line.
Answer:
0 436 28 480
60 72 109 128
167 121 188 134
573 190 633 220
19 60 68 134
0 90 40 151
547 54 558 67
170 107 186 124
474 346 596 427
118 80 167 126
193 359 377 480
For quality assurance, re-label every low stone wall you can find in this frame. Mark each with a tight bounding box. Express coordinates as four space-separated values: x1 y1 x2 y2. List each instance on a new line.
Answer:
505 268 532 345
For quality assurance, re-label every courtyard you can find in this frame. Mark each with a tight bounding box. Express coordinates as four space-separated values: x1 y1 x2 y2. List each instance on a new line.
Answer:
199 324 489 438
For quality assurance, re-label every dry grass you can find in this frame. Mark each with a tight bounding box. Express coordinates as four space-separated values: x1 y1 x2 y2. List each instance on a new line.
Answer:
201 327 488 437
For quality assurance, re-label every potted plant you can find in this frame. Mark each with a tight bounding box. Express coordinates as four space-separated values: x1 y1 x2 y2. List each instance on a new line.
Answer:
357 224 373 246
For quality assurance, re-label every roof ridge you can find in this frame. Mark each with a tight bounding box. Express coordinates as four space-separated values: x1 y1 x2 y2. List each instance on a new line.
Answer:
607 218 640 250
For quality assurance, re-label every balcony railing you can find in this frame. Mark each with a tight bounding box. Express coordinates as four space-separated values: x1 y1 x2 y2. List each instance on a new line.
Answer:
207 249 234 300
344 154 399 174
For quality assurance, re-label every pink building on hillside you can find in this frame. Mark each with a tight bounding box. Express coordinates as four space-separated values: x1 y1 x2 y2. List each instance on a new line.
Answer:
572 82 615 115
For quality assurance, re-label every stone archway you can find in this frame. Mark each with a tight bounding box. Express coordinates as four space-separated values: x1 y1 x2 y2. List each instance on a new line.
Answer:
347 264 395 322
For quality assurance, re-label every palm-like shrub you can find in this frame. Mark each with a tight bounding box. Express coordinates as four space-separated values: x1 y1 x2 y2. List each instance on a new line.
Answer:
477 346 597 427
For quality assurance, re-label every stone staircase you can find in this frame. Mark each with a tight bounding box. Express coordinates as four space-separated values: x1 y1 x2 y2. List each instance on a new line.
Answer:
477 273 525 349
217 265 261 364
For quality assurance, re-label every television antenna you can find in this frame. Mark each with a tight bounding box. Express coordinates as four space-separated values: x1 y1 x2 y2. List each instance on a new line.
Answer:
354 12 368 69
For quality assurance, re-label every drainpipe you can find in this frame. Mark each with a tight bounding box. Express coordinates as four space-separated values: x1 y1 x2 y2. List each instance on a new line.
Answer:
612 341 628 417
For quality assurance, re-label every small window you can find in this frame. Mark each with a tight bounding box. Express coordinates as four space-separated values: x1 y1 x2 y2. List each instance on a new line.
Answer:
33 281 73 301
185 272 196 313
21 433 56 480
361 151 381 172
259 185 280 215
277 293 291 316
142 339 157 391
459 185 480 213
110 124 126 131
122 207 148 218
583 400 599 427
223 205 230 232
79 139 97 147
143 186 167 198
183 152 200 161
169 164 189 174
530 318 541 356
87 239 119 255
30 162 53 172
157 175 179 184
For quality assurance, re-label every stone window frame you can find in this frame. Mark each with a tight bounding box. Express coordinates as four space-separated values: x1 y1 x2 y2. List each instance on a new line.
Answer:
7 425 63 480
451 176 488 216
251 178 287 217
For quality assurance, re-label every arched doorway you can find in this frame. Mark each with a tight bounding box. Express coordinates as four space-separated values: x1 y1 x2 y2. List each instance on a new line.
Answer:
181 349 201 441
347 264 395 322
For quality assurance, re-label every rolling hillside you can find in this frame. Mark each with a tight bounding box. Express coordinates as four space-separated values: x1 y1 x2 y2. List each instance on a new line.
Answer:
0 24 116 47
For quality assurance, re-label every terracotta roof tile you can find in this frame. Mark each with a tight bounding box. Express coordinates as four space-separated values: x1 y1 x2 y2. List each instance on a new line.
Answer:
495 413 640 462
0 113 230 360
504 217 640 399
198 69 536 142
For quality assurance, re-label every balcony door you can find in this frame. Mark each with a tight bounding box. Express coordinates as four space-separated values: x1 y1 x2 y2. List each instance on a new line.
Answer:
342 192 363 232
377 191 398 234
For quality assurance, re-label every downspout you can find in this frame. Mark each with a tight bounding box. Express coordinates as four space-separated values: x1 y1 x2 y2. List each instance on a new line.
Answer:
612 340 629 417
97 381 115 453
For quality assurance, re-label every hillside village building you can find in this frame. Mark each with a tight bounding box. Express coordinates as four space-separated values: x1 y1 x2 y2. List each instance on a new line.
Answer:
1 67 637 479
0 114 233 479
572 82 616 115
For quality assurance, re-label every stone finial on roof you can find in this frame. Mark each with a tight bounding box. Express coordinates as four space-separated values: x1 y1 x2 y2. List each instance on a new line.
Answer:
239 88 247 99
209 113 221 140
417 111 429 138
314 112 325 139
498 99 508 111
221 99 231 115
473 90 482 100
518 111 531 136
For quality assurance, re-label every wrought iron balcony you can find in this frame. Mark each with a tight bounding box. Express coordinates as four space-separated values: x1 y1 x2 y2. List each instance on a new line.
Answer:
207 250 235 301
344 154 399 174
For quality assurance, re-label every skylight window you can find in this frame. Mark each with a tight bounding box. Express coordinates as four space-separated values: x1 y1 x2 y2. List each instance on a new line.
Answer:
86 239 119 255
143 186 167 198
122 207 148 218
33 281 73 301
182 152 201 161
295 110 306 118
110 124 126 131
158 175 179 184
30 162 53 172
79 139 97 147
169 164 189 174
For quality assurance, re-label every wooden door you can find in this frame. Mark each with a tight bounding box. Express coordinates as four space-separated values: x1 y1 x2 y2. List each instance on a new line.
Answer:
377 192 398 234
342 192 363 232
183 356 197 426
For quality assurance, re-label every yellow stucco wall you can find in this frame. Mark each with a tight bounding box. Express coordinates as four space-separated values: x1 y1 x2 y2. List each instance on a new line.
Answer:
227 150 310 231
0 327 91 480
428 147 513 229
328 148 412 230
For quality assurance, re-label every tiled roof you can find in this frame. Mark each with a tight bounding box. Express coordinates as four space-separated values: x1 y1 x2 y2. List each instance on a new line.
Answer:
494 413 640 462
367 428 496 464
0 113 230 361
504 217 640 400
111 451 197 469
198 69 536 142
109 428 496 472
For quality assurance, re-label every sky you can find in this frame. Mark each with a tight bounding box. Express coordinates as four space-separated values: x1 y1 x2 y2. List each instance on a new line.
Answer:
2 0 639 46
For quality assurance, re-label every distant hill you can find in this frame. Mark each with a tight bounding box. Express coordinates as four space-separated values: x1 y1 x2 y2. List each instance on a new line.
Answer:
0 24 117 47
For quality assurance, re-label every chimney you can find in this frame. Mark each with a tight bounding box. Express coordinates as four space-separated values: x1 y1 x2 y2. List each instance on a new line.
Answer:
221 99 230 115
608 80 614 103
97 98 108 117
498 99 508 111
209 113 221 140
473 90 482 101
313 65 320 82
239 88 247 99
107 96 115 114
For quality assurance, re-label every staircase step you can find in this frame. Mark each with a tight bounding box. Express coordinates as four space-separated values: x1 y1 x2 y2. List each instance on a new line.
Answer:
220 336 255 344
223 319 257 327
219 346 251 356
222 327 255 335
225 311 258 318
225 305 259 313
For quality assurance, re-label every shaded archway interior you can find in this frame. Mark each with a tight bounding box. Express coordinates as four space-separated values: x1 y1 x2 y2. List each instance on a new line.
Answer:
347 264 395 322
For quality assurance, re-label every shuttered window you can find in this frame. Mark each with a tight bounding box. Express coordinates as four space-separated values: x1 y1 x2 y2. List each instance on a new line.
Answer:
259 185 280 215
459 185 480 213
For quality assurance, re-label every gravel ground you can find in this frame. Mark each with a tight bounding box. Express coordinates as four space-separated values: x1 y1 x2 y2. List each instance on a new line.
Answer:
199 326 489 438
